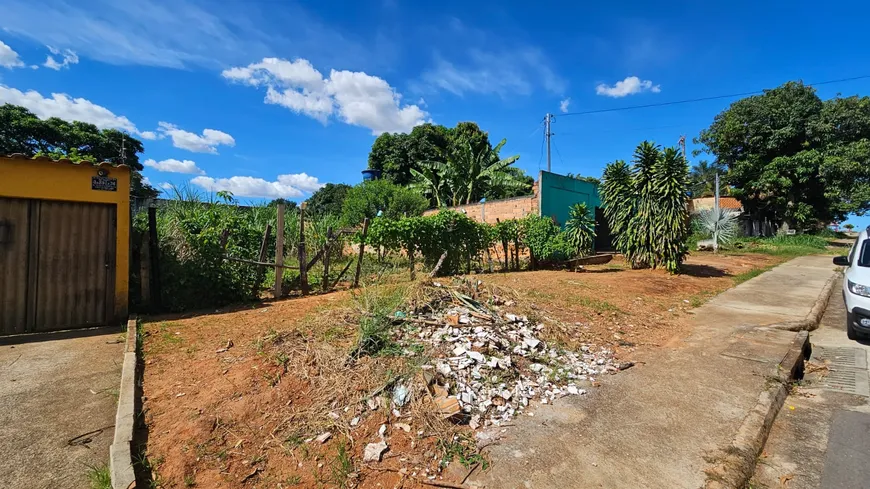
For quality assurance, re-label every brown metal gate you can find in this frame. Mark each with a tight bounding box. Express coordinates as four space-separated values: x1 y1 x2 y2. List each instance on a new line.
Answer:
0 197 116 335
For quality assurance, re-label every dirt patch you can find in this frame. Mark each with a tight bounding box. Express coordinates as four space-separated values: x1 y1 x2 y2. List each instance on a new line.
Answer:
141 251 782 488
475 252 782 353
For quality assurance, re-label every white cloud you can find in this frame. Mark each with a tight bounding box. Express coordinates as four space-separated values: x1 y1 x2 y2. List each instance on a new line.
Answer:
0 0 378 71
191 173 323 199
43 47 79 70
143 158 205 174
159 182 173 190
139 131 158 140
417 20 564 97
276 173 323 193
0 40 24 68
142 176 152 186
156 122 235 154
595 76 661 98
0 85 138 132
560 98 571 113
223 57 427 135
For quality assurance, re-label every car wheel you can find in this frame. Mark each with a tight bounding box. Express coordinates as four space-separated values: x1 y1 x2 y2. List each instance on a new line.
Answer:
847 312 858 340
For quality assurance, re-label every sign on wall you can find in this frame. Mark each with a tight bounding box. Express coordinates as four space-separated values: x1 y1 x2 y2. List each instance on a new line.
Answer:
91 176 118 192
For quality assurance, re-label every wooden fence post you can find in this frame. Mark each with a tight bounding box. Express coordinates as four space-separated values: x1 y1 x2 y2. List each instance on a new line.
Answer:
409 247 416 281
322 227 333 292
298 203 308 295
254 224 272 299
140 232 150 306
147 207 161 310
353 218 370 287
274 203 285 299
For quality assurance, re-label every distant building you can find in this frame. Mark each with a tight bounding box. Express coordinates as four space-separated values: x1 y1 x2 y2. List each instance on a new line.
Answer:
688 196 743 214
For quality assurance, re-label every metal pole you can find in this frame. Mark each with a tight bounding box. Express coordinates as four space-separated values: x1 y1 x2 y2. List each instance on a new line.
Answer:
713 173 720 253
545 113 552 172
274 203 285 298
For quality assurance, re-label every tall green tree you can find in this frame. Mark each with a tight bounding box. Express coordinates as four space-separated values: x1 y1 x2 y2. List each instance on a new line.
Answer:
412 138 522 206
305 183 350 217
367 121 532 203
0 103 157 199
696 81 870 227
367 123 451 186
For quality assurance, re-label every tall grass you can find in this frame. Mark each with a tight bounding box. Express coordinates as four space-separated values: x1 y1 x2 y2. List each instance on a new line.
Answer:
132 185 352 311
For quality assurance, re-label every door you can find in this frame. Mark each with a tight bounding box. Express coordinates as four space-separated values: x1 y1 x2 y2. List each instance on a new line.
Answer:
0 198 116 335
0 198 31 335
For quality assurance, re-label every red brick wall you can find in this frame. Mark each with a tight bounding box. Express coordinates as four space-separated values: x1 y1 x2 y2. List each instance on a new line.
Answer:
422 183 539 224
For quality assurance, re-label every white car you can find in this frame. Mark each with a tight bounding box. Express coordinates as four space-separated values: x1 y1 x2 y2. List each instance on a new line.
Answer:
835 227 870 340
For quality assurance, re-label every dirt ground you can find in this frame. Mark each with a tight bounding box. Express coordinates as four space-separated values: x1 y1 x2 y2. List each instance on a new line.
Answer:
140 251 782 488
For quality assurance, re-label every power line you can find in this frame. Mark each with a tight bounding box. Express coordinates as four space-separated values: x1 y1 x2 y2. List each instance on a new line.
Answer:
553 138 566 169
559 75 870 117
537 125 546 170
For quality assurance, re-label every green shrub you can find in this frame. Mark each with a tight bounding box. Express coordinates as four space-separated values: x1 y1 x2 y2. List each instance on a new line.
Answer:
365 210 494 276
341 179 428 226
521 215 575 262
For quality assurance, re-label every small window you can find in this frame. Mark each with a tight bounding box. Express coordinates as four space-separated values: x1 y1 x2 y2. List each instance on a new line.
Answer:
859 240 870 268
849 236 859 263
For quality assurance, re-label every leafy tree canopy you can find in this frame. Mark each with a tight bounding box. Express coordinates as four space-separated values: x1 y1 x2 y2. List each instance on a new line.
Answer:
367 121 531 204
0 103 157 199
696 82 870 226
304 183 351 217
688 160 727 198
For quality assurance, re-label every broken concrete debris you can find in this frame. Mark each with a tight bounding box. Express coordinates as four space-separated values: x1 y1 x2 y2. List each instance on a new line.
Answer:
363 441 389 462
386 282 619 429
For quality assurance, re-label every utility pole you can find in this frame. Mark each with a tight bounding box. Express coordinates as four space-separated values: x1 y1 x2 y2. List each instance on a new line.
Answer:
544 113 553 172
713 172 721 253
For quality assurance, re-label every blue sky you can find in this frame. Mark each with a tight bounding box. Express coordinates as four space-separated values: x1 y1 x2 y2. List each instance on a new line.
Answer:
1 0 869 227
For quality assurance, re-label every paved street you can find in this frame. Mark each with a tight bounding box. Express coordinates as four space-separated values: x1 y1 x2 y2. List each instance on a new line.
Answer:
752 276 870 489
0 329 124 489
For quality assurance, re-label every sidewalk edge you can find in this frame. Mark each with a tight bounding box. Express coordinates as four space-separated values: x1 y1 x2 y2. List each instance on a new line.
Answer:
110 318 138 489
771 270 839 332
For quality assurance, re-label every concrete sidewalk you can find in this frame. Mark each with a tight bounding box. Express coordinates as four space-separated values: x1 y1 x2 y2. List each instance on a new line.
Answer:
470 255 836 489
0 329 124 489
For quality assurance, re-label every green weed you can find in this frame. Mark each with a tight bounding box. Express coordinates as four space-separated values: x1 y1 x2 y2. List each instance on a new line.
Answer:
569 295 622 314
285 475 303 485
349 285 408 358
183 473 196 487
330 442 354 488
438 435 489 470
85 464 111 489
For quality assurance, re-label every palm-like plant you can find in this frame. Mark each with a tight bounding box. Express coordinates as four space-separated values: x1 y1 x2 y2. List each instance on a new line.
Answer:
600 160 635 254
697 208 740 250
412 137 521 207
564 203 596 256
653 147 690 272
601 141 690 273
689 160 725 197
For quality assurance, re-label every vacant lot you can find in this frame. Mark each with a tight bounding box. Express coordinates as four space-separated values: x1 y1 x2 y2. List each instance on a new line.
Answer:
139 251 784 488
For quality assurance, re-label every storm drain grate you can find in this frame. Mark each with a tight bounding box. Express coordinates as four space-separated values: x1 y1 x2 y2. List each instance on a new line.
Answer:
811 346 870 397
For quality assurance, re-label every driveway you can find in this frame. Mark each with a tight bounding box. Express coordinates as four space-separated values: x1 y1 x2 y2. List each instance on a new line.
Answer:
0 329 124 489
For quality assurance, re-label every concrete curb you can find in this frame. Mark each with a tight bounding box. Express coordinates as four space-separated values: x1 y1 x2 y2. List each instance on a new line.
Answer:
110 318 138 489
704 331 810 489
771 271 839 332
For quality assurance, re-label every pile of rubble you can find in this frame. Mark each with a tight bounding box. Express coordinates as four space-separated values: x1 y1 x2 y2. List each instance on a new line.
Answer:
394 281 621 430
